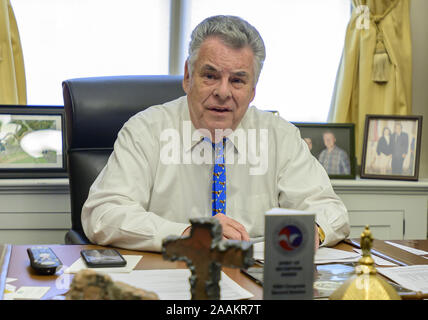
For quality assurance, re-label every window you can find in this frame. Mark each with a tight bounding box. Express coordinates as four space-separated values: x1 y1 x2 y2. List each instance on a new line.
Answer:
182 0 351 122
11 0 350 122
11 0 170 105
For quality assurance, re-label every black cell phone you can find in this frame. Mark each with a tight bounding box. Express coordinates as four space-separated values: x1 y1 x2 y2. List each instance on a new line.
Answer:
80 249 127 268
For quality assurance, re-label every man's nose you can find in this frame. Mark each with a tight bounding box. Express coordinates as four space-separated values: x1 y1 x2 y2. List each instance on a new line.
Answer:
213 78 231 100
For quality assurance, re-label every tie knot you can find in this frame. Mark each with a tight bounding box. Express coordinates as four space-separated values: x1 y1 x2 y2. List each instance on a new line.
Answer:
203 137 226 148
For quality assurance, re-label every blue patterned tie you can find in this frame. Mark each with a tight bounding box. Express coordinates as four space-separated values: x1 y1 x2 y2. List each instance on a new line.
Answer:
212 138 226 216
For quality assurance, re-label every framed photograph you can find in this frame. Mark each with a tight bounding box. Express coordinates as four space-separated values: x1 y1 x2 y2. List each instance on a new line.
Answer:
293 123 356 179
0 105 67 178
360 115 423 181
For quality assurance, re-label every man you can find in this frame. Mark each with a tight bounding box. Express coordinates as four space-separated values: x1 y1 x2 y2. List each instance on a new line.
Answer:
81 15 349 252
318 131 351 175
390 122 409 175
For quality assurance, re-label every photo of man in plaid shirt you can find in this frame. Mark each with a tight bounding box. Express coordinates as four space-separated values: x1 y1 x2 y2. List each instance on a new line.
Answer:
318 131 351 175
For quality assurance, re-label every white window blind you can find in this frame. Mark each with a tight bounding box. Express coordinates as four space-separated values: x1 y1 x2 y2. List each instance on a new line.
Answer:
11 0 171 105
11 0 350 122
183 0 351 122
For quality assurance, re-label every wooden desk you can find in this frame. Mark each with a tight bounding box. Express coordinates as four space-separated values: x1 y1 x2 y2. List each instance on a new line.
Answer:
1 244 262 300
1 240 427 300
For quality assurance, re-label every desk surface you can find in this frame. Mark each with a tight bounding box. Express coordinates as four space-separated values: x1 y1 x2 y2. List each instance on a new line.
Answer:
1 240 427 300
2 244 263 300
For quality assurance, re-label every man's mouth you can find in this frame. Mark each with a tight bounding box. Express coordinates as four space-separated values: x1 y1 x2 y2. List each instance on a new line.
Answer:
207 106 231 113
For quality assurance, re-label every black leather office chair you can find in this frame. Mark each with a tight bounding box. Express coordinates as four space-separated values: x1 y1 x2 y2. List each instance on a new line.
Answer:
62 75 185 244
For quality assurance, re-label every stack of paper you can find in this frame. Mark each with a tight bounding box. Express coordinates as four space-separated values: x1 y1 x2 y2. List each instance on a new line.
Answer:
3 278 51 300
253 241 264 262
377 265 428 292
314 248 360 264
252 242 361 265
3 278 17 300
109 269 253 300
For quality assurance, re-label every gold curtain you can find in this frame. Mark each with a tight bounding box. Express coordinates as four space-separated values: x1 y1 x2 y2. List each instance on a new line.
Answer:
329 0 412 164
0 0 26 105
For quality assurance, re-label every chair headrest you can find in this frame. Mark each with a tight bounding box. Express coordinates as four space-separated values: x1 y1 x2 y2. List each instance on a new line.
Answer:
62 75 185 149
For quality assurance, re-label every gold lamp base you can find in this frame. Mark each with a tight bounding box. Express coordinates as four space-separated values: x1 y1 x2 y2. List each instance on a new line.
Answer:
329 226 401 300
329 273 401 300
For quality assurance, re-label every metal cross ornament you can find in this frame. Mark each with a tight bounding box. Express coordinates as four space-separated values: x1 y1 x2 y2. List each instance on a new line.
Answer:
162 217 254 300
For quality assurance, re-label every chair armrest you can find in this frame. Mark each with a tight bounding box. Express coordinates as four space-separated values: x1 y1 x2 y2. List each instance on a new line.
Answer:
64 229 91 245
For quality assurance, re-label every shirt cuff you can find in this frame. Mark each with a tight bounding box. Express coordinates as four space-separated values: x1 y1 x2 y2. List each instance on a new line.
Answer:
153 221 191 251
317 224 326 245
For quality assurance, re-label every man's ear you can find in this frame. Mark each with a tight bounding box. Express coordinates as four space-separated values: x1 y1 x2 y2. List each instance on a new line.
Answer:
250 87 256 103
182 60 190 94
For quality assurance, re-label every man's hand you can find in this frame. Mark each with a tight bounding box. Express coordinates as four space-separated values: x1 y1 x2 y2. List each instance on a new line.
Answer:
180 215 250 241
214 213 250 241
315 224 320 252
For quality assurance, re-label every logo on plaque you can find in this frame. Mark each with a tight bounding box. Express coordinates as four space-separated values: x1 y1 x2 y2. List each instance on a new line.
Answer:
278 225 303 251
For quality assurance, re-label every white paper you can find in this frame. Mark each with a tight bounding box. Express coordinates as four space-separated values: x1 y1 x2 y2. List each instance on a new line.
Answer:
250 236 264 243
4 283 16 293
109 269 254 300
385 241 428 256
353 249 397 266
252 243 360 265
253 241 264 261
377 265 428 292
3 283 17 300
13 286 50 300
65 255 142 274
6 278 17 283
314 247 360 264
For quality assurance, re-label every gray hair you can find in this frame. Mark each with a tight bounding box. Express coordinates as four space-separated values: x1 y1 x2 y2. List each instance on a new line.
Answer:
187 15 266 86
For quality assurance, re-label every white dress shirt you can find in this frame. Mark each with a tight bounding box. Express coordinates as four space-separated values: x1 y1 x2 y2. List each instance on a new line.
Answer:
82 96 350 251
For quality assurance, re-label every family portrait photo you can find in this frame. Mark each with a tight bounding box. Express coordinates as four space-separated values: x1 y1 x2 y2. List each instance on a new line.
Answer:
294 123 356 179
361 115 423 181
